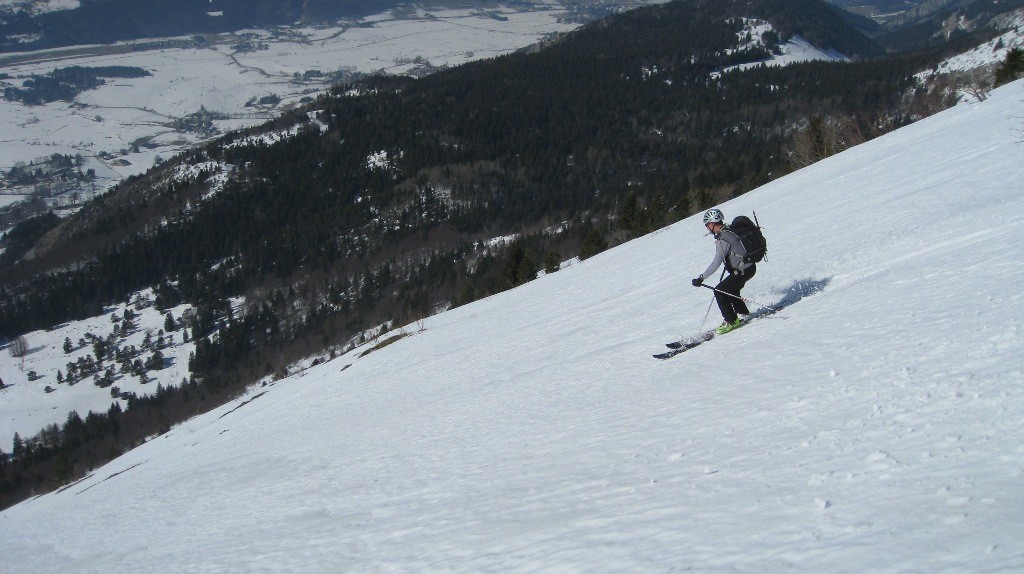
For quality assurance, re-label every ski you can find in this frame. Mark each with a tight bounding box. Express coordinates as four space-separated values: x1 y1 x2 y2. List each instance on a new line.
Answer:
665 331 715 349
655 309 778 360
655 331 715 359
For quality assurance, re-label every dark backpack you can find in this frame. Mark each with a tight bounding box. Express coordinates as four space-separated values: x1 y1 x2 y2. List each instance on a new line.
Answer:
728 214 767 263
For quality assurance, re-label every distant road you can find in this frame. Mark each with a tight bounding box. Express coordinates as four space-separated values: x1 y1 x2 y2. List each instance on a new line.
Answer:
0 44 135 68
0 34 235 68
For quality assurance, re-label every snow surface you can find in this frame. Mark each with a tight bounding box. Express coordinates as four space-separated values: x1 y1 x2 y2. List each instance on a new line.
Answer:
2 78 1022 571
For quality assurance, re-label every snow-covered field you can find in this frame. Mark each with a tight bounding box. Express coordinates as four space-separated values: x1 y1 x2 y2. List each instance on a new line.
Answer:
0 0 79 17
0 1 609 193
0 191 29 208
2 78 1021 571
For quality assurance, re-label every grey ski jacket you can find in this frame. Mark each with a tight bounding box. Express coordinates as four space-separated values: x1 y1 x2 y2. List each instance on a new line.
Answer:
701 228 754 279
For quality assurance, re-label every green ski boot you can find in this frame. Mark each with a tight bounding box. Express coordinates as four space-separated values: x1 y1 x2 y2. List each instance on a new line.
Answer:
715 317 743 335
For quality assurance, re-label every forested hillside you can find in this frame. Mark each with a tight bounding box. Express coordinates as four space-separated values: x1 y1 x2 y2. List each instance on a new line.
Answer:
0 0 960 508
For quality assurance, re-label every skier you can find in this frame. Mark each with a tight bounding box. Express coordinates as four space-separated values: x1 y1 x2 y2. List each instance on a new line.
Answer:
692 208 755 334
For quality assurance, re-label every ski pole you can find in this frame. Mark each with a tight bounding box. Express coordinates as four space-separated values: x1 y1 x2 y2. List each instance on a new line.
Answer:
693 268 725 337
684 268 724 339
700 284 778 313
697 294 715 332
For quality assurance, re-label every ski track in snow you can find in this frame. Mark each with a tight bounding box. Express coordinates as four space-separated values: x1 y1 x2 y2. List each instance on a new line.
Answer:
1 83 1023 572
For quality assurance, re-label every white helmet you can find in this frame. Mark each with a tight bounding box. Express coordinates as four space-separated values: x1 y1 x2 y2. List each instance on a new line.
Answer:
702 208 724 225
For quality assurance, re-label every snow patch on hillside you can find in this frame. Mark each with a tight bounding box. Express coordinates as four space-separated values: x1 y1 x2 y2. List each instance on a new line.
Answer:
715 18 846 77
170 161 221 181
223 126 304 150
168 160 233 201
365 149 403 172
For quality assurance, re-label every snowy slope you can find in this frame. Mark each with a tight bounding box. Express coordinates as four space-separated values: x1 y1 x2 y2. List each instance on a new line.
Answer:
1 80 1023 572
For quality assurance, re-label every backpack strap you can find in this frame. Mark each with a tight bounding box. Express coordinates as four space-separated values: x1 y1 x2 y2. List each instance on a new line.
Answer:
718 228 737 271
718 228 752 272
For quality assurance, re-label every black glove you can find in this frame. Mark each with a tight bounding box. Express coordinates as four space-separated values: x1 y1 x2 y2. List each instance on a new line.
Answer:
691 276 704 287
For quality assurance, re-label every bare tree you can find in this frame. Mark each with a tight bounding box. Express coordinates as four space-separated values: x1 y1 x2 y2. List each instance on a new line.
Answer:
789 114 867 169
9 336 28 359
9 335 29 370
909 74 960 120
960 67 993 103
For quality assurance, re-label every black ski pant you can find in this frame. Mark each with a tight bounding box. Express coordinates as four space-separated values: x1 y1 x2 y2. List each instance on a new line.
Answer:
715 265 755 323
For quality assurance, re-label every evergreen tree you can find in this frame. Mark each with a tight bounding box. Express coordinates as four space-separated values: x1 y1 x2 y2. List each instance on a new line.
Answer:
647 193 669 231
93 338 108 361
580 228 609 260
147 350 165 371
500 242 534 289
52 453 74 486
122 309 136 334
544 251 561 274
620 192 643 237
994 47 1024 87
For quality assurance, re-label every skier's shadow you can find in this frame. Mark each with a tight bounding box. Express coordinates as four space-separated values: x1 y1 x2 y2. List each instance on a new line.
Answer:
752 277 831 317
